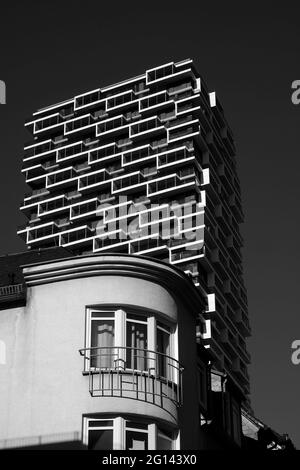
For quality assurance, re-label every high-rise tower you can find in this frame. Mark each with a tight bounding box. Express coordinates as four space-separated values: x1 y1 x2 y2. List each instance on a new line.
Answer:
18 59 251 399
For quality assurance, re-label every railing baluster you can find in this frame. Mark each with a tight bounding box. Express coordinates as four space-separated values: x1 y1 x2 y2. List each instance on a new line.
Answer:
79 345 183 416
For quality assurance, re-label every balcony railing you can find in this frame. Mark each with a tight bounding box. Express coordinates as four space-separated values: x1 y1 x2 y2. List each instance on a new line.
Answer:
0 431 81 450
79 346 183 412
0 283 26 304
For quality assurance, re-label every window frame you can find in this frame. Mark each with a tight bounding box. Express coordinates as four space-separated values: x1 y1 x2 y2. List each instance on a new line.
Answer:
85 309 115 372
84 307 178 381
82 416 179 450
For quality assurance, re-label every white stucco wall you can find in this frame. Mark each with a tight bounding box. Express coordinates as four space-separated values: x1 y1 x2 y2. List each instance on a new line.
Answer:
0 274 180 441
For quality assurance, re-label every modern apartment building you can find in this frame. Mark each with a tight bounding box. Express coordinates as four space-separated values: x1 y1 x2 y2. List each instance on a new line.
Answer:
18 58 251 400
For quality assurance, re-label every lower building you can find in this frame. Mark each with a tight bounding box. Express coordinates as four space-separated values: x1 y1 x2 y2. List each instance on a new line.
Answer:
0 250 294 450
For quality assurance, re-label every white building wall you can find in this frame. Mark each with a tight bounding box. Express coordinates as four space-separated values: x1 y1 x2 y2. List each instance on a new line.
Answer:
0 275 180 441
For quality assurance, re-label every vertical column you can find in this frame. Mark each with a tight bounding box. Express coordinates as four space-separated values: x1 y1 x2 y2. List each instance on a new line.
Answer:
115 309 126 369
114 417 125 450
148 423 157 450
147 316 157 375
173 324 179 385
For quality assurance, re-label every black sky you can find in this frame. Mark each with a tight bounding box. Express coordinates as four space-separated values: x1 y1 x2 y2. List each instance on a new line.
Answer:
0 1 299 447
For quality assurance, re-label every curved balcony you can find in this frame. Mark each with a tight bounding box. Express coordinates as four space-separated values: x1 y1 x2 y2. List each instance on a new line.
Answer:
79 346 183 418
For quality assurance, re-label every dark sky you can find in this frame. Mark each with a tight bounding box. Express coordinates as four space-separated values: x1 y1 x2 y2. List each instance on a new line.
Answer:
0 1 299 447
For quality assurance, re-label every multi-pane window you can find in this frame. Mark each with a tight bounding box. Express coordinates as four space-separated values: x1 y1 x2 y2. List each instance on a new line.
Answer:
157 322 170 378
84 308 176 380
86 311 115 369
85 419 114 450
83 416 178 450
126 313 148 371
126 421 148 450
157 428 174 450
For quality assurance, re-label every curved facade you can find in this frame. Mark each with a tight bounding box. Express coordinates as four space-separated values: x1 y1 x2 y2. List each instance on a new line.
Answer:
0 254 207 450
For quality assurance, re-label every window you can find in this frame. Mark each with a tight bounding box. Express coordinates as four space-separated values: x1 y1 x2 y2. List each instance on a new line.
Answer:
197 361 208 410
83 416 177 450
126 314 148 371
85 308 177 379
87 311 115 369
157 428 174 450
157 323 170 378
126 421 148 450
85 419 114 450
91 312 115 369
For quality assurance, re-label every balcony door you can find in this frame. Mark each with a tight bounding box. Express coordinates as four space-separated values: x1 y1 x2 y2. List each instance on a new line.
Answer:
90 311 115 369
86 308 175 377
126 314 148 371
157 323 171 379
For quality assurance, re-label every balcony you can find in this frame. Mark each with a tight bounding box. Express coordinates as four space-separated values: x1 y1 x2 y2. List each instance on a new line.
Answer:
65 115 96 134
47 168 78 188
170 241 205 264
70 198 101 220
79 346 183 416
97 116 128 136
139 91 170 113
24 187 50 199
89 143 118 163
168 120 199 142
112 172 145 194
24 141 54 160
146 63 175 84
38 196 69 217
129 235 167 256
168 81 194 96
75 89 101 109
27 223 58 243
147 174 197 197
106 91 135 111
122 145 152 166
57 142 86 162
130 117 164 139
78 169 109 191
157 147 190 168
34 114 64 134
60 226 94 246
0 283 26 307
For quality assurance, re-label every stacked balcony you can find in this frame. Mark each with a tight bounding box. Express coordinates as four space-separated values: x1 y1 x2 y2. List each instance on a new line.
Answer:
20 59 251 399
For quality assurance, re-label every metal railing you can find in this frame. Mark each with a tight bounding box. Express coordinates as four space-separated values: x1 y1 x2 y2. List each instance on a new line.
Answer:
0 431 81 450
79 346 183 410
0 283 25 303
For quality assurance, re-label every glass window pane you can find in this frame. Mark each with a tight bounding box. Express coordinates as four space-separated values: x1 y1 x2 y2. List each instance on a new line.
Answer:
91 311 114 318
88 420 114 427
126 421 148 431
126 321 147 370
88 429 113 450
126 430 148 450
127 312 148 323
157 328 170 378
91 319 114 368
